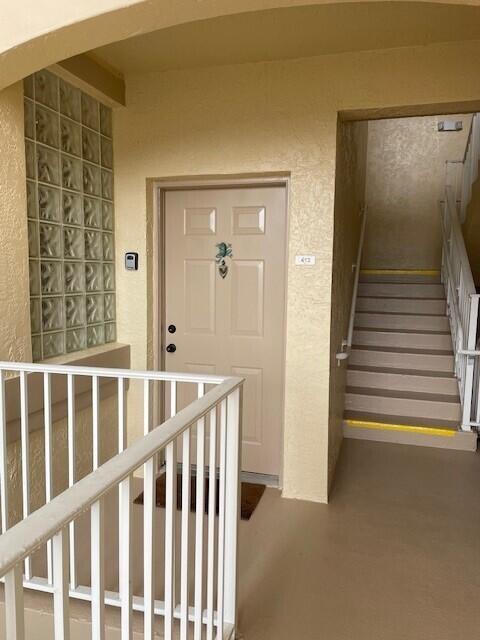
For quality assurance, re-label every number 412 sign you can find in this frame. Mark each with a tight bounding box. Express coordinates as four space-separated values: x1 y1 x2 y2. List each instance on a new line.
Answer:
295 255 316 266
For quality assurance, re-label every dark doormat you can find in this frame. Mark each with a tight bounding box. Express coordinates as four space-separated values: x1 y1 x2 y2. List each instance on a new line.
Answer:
134 473 266 521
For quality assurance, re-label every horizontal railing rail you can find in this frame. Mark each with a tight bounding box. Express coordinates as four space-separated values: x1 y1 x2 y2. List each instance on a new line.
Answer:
0 360 229 384
0 362 243 640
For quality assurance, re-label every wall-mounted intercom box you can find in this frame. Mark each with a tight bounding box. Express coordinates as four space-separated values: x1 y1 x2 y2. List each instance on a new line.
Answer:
125 252 139 271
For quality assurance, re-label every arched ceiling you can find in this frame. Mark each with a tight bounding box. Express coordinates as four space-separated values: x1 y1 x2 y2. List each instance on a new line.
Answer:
2 0 480 89
91 2 480 75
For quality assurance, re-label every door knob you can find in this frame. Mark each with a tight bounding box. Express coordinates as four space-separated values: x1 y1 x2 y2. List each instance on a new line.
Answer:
166 344 176 353
168 324 176 334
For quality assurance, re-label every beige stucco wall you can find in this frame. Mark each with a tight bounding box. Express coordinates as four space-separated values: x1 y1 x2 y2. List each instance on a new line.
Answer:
363 115 472 269
113 39 480 503
328 120 368 488
6 397 118 527
6 0 480 93
0 83 31 363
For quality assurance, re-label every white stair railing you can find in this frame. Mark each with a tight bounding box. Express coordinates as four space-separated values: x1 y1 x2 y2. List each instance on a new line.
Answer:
441 186 480 431
0 361 243 639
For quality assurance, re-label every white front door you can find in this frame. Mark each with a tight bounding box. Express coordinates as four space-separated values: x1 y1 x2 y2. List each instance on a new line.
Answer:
163 185 287 476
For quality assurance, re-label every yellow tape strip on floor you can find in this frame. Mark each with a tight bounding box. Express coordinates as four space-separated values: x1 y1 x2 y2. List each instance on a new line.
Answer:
360 269 440 276
345 419 456 437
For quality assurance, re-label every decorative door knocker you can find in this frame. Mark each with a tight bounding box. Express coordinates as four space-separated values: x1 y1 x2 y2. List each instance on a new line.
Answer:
215 242 233 279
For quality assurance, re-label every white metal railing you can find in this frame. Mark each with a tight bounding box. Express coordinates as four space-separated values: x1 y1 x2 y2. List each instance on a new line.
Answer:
0 361 243 639
336 207 367 362
446 114 480 221
441 187 480 430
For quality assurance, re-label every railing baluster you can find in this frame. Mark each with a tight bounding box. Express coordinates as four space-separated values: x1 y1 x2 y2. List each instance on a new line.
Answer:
144 378 155 638
118 379 131 638
224 389 241 630
216 399 227 637
0 369 9 534
180 426 191 640
5 564 24 639
144 453 156 639
44 372 53 584
91 498 105 640
170 380 177 418
206 407 217 640
67 373 77 589
165 436 177 640
118 377 126 453
194 383 206 640
144 379 150 436
53 527 70 640
20 370 32 580
92 375 100 470
119 474 132 640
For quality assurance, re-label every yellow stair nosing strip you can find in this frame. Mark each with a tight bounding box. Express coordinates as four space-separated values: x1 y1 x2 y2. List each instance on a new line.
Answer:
344 418 456 437
360 269 441 276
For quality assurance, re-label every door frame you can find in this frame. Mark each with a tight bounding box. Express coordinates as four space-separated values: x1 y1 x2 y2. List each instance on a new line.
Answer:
151 173 290 487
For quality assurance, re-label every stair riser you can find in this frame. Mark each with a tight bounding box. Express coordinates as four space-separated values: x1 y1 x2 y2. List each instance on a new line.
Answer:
358 283 445 298
353 330 452 351
360 274 441 284
343 423 477 451
350 349 454 372
346 393 461 422
357 298 447 315
347 369 459 396
355 313 450 332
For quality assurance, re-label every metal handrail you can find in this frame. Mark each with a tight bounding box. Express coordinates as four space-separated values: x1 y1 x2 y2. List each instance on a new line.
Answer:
336 207 367 361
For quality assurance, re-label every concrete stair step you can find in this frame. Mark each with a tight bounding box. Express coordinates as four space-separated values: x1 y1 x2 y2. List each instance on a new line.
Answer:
346 388 461 421
350 347 455 373
360 271 441 284
358 282 445 299
352 328 452 351
344 409 459 429
357 297 447 315
347 367 459 396
354 312 450 332
343 411 477 451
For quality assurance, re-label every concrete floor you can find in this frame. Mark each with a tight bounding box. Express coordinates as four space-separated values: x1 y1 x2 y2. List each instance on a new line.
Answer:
237 438 480 640
2 437 480 638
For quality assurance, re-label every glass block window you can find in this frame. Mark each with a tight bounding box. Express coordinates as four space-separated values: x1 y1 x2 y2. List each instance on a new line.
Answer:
24 70 116 361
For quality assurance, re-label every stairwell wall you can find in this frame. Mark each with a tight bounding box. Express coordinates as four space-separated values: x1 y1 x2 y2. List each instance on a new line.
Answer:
363 115 472 270
329 120 368 488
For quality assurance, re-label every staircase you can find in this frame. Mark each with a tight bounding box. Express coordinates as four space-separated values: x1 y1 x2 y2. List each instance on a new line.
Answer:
343 270 477 451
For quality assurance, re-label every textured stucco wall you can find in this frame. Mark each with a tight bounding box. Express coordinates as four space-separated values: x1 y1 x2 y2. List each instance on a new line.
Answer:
7 0 480 91
364 115 472 269
5 0 480 92
114 39 480 502
329 120 368 489
0 83 31 362
6 396 118 527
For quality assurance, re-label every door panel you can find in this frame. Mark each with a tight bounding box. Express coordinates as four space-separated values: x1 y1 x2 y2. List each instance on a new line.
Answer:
230 260 264 336
164 185 287 476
